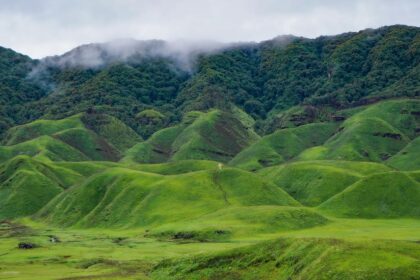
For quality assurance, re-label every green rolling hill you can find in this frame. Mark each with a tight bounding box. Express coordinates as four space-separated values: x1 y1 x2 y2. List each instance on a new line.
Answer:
36 167 298 228
298 99 419 162
0 156 83 219
387 136 420 170
0 112 142 163
124 109 259 163
230 122 338 170
318 171 420 218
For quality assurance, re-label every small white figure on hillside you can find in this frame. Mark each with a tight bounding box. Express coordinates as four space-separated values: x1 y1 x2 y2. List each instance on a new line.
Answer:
218 163 223 170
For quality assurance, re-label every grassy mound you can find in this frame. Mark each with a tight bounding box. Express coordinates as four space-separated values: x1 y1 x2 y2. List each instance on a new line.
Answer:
54 128 120 161
80 112 142 151
230 122 338 171
0 113 142 163
0 156 83 219
123 110 260 163
149 206 328 240
2 114 83 145
387 136 420 170
0 135 89 163
152 238 420 280
36 167 298 228
318 172 420 218
258 161 362 206
130 160 219 175
298 99 419 162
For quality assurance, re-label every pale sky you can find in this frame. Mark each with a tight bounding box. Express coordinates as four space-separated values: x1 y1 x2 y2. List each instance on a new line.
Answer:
0 0 419 58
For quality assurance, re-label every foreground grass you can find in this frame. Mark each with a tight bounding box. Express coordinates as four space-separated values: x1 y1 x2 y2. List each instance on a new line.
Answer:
1 218 419 279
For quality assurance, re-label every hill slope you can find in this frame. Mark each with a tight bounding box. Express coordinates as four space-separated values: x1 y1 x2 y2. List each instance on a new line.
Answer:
36 167 298 228
230 122 338 170
298 99 419 162
124 110 260 163
0 156 83 219
318 172 420 218
0 112 142 163
1 25 419 138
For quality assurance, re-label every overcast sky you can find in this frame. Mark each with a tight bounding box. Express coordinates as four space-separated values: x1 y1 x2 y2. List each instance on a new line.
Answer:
0 0 419 58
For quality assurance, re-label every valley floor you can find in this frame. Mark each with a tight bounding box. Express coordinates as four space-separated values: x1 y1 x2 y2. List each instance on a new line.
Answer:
1 217 419 279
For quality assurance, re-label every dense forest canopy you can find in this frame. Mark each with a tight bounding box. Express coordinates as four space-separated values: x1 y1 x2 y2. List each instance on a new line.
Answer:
0 25 418 138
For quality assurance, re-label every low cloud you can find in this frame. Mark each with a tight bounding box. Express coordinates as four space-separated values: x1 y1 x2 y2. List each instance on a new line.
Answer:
33 39 229 73
0 0 418 59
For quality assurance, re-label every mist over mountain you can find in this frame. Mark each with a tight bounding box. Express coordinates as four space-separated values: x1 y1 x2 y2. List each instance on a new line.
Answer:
35 39 229 71
0 25 419 139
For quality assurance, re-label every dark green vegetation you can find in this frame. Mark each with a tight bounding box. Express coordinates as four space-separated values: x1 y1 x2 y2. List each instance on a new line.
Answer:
0 25 419 279
1 25 419 138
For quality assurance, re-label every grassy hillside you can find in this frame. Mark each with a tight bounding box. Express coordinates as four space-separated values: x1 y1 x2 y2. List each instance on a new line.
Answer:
0 135 90 163
149 206 328 240
258 161 391 206
2 114 83 145
230 122 338 170
124 110 259 163
318 171 420 218
152 238 420 280
129 160 218 175
387 136 420 170
0 113 142 163
36 167 298 228
298 99 419 162
0 156 83 219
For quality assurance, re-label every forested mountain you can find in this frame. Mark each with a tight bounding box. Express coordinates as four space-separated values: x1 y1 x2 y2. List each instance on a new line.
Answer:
0 25 418 139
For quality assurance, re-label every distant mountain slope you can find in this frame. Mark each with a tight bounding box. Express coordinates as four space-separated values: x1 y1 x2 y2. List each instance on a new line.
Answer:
0 25 418 139
123 109 259 163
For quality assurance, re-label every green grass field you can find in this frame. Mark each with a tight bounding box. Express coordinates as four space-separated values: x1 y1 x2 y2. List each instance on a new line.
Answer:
0 99 419 279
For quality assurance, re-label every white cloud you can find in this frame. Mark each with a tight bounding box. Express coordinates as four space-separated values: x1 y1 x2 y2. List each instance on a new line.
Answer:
0 0 418 58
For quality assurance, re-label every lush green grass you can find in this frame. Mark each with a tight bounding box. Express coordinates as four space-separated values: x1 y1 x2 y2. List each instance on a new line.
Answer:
80 112 143 152
0 99 418 279
0 113 142 163
318 171 420 218
298 99 419 162
387 136 420 170
258 160 391 206
2 114 84 145
230 122 338 171
258 162 360 206
54 127 121 161
0 156 83 219
124 110 260 163
128 160 219 175
149 206 328 241
1 218 420 279
0 135 89 163
36 167 298 228
152 238 420 280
